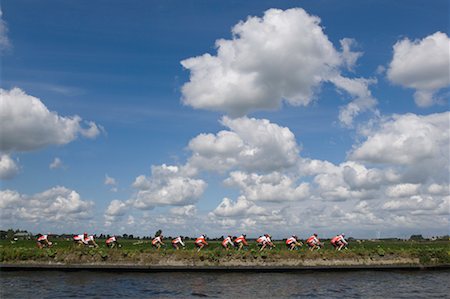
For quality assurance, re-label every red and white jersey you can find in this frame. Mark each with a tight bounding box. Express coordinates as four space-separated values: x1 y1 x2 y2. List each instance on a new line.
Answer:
73 234 84 241
74 234 92 244
286 237 297 245
195 235 206 244
307 235 319 245
222 236 233 247
152 236 162 245
37 235 48 242
331 235 347 244
337 235 347 244
234 235 248 245
172 237 185 246
257 236 269 244
106 236 116 244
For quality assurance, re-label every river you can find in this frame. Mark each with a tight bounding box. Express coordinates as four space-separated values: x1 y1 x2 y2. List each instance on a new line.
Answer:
1 270 448 298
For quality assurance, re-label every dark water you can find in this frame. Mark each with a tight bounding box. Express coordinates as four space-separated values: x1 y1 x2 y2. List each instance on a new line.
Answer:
1 270 449 298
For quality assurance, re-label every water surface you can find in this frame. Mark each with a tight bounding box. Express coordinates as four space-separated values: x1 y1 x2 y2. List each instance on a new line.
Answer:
1 270 448 298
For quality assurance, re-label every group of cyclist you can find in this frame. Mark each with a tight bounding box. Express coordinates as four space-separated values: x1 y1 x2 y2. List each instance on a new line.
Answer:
36 232 348 251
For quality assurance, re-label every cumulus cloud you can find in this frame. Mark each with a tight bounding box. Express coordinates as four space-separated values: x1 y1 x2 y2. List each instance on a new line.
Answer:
330 75 378 126
340 38 362 71
49 157 63 169
0 187 94 224
105 199 127 216
387 32 450 107
104 199 127 226
313 169 373 201
382 195 443 214
0 88 102 152
206 194 292 234
170 205 197 217
81 121 103 139
299 160 388 201
211 196 267 217
181 8 376 124
131 164 207 209
105 110 448 236
351 112 449 167
0 154 19 179
188 116 300 173
341 162 399 190
127 110 446 236
385 183 420 198
224 171 309 202
0 9 11 52
183 110 448 235
427 183 449 195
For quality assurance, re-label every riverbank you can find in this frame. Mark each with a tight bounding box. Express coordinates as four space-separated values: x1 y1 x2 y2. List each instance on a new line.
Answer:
1 239 449 270
2 252 449 271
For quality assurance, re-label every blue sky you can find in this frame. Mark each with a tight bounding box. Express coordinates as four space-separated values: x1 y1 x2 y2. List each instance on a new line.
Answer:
1 1 449 239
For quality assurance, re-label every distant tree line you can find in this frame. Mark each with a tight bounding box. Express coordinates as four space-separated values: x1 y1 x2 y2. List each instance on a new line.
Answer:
1 228 448 241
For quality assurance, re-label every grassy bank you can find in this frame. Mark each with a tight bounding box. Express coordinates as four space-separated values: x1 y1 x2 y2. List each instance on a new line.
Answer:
1 239 449 267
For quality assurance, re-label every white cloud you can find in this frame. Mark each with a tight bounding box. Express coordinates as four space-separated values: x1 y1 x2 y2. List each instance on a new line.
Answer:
330 75 378 126
387 32 450 107
427 183 449 195
188 116 300 173
350 112 449 167
0 154 19 179
104 175 118 192
339 38 362 71
187 130 243 173
385 183 420 198
211 196 267 217
298 158 337 177
0 9 11 52
181 7 374 125
132 175 151 190
382 195 442 213
181 8 338 116
104 174 117 187
108 110 447 236
209 202 286 233
131 164 206 209
170 205 197 217
49 157 63 169
105 199 127 216
224 171 309 202
310 161 374 201
104 199 127 226
81 121 103 139
0 88 102 152
0 187 94 224
342 162 399 190
184 110 448 235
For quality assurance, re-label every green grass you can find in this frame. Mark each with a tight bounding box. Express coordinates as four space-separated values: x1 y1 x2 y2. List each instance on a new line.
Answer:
1 239 449 265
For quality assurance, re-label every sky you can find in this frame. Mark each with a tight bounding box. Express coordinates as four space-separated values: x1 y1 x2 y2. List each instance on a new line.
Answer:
0 0 449 239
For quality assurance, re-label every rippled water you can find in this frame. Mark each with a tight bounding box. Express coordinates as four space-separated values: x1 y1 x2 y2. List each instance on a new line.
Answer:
1 270 449 298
